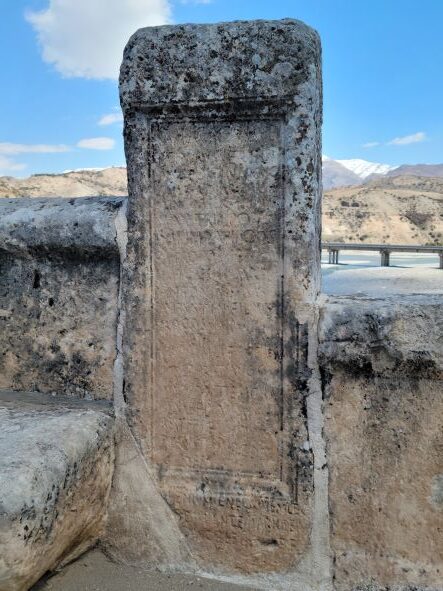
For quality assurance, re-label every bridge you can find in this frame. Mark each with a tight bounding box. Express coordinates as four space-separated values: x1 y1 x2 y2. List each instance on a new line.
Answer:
322 242 443 269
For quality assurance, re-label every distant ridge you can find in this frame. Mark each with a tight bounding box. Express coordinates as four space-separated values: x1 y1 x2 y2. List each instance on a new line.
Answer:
1 166 441 246
0 167 127 198
386 163 443 178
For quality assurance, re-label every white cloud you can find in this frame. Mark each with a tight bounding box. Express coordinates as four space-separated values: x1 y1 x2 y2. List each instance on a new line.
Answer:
388 131 427 146
98 112 124 126
0 143 70 155
0 142 70 176
361 132 427 148
0 155 27 174
77 137 116 150
26 0 172 80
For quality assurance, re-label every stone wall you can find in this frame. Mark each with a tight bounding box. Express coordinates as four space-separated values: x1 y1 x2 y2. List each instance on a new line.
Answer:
319 295 443 590
0 197 124 400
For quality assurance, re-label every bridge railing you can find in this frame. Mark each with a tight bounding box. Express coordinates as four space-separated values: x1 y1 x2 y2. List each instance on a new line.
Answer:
321 242 443 269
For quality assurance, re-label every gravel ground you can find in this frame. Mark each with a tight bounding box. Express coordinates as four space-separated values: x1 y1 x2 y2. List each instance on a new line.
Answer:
32 550 256 591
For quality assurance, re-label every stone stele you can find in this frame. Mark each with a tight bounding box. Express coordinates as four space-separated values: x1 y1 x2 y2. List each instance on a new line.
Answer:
117 19 323 577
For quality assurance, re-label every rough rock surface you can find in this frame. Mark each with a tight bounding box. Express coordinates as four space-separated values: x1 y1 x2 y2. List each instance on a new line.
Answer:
116 18 327 587
0 392 114 591
319 295 443 591
120 19 321 111
0 197 124 399
0 197 124 257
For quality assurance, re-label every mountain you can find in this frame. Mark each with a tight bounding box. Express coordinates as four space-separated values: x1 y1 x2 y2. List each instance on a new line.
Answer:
323 159 443 190
386 163 443 178
4 160 441 195
2 159 394 195
323 175 443 245
322 157 398 190
336 158 397 179
323 158 443 190
322 158 362 190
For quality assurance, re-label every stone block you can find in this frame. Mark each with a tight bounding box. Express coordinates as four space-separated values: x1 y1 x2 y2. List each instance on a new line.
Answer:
0 197 124 258
0 392 114 591
320 295 443 590
117 19 323 578
0 197 125 399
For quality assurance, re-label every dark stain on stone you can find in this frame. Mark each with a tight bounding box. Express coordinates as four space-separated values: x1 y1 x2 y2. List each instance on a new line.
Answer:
32 270 41 289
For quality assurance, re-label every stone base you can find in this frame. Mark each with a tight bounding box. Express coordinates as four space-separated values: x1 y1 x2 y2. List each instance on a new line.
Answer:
0 392 114 591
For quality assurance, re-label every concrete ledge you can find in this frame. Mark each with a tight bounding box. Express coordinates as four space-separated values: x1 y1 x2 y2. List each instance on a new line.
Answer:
0 392 114 591
0 197 125 258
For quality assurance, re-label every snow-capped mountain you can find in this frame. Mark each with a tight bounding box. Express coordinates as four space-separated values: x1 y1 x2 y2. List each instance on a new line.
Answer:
335 158 398 179
322 158 361 190
62 166 125 174
322 156 398 189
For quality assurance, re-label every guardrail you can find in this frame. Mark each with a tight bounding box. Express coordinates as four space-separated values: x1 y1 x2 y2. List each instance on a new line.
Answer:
321 242 443 269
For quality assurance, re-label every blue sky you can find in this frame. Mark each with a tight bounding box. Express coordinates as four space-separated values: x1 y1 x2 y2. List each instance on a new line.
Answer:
1 0 442 177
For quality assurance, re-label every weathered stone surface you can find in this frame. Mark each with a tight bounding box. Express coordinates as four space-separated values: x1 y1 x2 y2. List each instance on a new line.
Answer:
103 421 194 570
117 19 324 582
120 19 321 110
0 197 125 399
319 295 443 591
319 295 443 379
0 391 114 591
0 197 124 257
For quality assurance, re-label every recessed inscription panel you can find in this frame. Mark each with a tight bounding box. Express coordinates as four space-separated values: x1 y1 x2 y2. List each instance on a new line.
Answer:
144 119 312 570
150 120 285 479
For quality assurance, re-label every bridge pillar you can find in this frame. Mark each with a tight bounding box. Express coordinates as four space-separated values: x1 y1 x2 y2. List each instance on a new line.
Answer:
381 250 390 267
329 249 339 264
439 253 443 269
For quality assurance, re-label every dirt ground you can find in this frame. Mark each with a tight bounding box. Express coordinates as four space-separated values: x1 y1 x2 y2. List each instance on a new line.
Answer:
32 550 256 591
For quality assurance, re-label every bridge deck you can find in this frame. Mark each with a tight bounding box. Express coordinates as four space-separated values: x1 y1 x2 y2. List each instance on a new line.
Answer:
322 243 443 254
321 243 443 268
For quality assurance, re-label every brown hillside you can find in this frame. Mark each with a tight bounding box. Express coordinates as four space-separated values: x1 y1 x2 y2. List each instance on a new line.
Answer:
1 169 442 245
0 167 128 198
323 175 443 245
